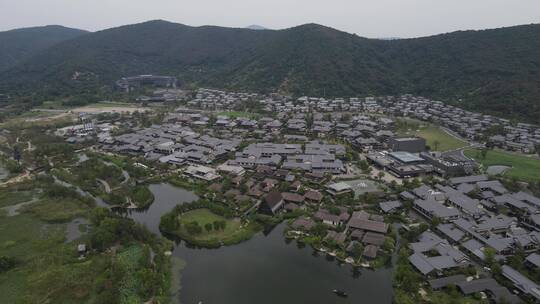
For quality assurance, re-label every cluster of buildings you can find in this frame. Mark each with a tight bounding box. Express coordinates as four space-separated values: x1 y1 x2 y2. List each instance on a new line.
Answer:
115 75 178 92
100 124 241 166
186 88 261 109
393 174 540 302
381 95 539 154
229 142 346 175
54 87 540 303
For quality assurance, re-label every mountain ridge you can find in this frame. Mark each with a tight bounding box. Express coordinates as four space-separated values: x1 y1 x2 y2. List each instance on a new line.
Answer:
1 20 539 121
0 25 88 72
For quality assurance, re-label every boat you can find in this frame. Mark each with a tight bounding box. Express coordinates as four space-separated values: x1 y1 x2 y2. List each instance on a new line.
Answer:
333 289 348 297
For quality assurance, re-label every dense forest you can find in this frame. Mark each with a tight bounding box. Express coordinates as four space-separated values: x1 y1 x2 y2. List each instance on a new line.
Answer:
0 20 539 121
0 25 87 72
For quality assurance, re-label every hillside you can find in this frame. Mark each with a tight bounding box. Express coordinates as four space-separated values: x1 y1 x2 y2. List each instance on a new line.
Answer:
1 20 539 121
0 25 88 72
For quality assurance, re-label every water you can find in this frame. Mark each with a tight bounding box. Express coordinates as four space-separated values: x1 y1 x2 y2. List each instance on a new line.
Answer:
125 183 394 304
120 183 198 234
174 225 394 304
52 175 108 208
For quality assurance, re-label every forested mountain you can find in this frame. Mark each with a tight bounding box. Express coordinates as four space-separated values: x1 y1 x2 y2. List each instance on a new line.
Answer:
0 25 88 72
1 20 539 121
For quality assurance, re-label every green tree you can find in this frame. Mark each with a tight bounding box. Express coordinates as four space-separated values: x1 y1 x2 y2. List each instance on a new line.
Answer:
433 140 440 151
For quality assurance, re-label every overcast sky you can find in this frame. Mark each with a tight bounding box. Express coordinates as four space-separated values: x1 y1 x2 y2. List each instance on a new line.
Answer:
1 0 539 38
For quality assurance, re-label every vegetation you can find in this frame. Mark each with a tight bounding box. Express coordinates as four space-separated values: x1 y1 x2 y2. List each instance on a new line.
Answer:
2 21 540 121
0 25 87 72
396 118 467 151
0 188 34 208
464 148 540 182
162 208 262 248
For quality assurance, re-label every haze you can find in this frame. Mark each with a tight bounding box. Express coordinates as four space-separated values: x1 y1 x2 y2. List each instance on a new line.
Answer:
1 0 540 38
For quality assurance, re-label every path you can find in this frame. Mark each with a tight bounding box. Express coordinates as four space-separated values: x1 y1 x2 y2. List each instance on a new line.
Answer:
97 178 112 194
1 197 39 216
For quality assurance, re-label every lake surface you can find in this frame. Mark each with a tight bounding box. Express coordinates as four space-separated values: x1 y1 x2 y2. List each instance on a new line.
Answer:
126 183 394 304
121 183 199 235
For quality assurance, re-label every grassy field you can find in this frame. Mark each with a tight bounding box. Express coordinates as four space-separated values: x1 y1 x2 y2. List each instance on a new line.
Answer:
0 189 35 208
217 111 259 119
22 198 91 222
396 119 467 151
179 209 242 240
175 208 260 247
0 213 65 303
464 149 540 182
85 101 138 108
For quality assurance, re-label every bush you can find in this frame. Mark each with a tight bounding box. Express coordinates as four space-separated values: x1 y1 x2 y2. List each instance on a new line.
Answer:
0 256 18 272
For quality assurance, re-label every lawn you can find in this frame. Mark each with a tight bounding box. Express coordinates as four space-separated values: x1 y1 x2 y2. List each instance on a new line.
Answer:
178 208 241 241
22 198 91 223
217 111 259 119
85 101 137 108
175 208 260 247
464 148 540 182
396 119 467 151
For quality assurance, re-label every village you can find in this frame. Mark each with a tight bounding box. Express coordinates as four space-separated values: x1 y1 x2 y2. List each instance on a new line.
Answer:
52 86 540 304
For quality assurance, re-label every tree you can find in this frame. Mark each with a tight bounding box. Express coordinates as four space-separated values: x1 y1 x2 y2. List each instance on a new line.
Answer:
204 223 213 232
351 243 363 259
378 171 385 180
185 221 202 234
433 140 441 151
0 256 18 273
212 220 227 231
484 247 496 266
480 148 488 160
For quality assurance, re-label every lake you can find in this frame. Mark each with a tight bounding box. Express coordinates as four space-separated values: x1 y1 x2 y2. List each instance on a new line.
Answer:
125 183 394 304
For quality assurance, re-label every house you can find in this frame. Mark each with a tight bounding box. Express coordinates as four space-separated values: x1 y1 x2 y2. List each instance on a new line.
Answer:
314 210 341 227
379 200 403 213
501 265 540 301
348 218 389 234
413 199 461 222
216 164 246 176
362 232 386 246
304 190 323 203
325 231 347 245
260 191 284 215
282 192 305 204
326 182 353 196
388 137 426 153
525 253 540 269
184 165 220 181
291 217 315 231
363 245 379 259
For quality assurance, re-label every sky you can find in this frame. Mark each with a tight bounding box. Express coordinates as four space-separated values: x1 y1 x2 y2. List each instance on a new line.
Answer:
1 0 540 38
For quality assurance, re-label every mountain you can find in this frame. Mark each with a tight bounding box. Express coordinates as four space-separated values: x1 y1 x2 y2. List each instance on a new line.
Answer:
246 25 268 30
1 20 539 121
0 25 88 72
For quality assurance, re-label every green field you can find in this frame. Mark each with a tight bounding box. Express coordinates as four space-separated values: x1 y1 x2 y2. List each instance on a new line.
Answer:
397 119 467 151
464 149 540 182
0 190 35 208
217 111 259 119
175 208 259 247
